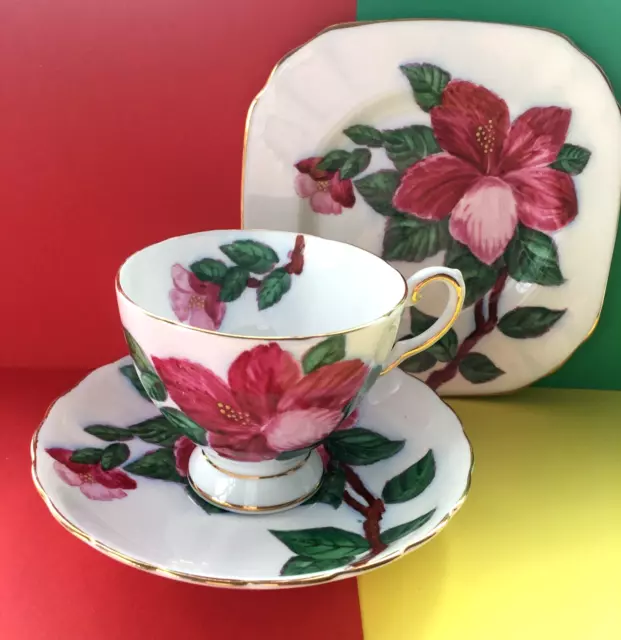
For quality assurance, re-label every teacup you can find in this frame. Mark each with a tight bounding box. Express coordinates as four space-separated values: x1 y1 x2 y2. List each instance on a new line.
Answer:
116 230 464 513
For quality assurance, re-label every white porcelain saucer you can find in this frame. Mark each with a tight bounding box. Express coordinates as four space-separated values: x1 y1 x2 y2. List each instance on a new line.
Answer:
31 357 472 588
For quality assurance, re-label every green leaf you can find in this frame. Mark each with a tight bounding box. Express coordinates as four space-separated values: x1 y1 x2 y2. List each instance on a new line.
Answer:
382 215 450 262
398 351 437 373
304 464 346 509
270 527 369 560
343 124 384 147
326 428 405 465
219 240 279 274
406 307 458 362
119 364 149 400
84 424 134 442
124 448 183 482
505 225 564 286
281 555 354 576
277 447 312 461
444 241 499 307
185 485 228 514
302 335 346 374
159 408 206 445
190 258 228 283
257 267 291 310
123 329 151 374
128 417 183 447
340 148 371 180
498 307 566 339
382 125 441 171
459 353 504 384
382 449 435 504
399 63 451 112
101 443 131 470
140 371 168 402
381 509 436 545
550 143 591 175
70 448 104 464
354 170 402 217
219 266 249 302
316 150 351 171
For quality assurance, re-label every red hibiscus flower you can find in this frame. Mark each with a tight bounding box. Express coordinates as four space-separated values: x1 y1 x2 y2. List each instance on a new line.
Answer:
393 81 577 265
294 157 355 214
170 264 226 330
173 436 195 477
153 343 368 462
47 448 137 500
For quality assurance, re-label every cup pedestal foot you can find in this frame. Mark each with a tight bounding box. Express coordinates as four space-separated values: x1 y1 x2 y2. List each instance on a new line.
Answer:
187 447 324 514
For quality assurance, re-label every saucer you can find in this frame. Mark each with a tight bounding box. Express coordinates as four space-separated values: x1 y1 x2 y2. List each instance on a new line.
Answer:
31 357 472 588
242 20 621 396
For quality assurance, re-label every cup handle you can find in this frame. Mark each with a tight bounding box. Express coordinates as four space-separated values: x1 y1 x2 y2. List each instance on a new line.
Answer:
381 266 465 376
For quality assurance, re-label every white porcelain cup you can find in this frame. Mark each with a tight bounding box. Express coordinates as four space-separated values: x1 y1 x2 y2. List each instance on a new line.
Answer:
116 229 465 513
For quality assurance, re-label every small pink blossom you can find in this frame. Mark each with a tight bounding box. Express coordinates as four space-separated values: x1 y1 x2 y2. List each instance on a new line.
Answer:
46 448 137 501
170 264 226 330
294 157 356 215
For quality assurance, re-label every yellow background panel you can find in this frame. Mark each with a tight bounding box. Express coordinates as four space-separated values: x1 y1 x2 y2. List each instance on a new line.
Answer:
358 389 621 640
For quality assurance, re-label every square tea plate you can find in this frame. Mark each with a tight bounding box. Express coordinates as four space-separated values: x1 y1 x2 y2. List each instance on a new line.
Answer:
242 20 621 395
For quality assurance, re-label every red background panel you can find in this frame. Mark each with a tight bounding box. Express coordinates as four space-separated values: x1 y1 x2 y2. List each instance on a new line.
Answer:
0 0 356 369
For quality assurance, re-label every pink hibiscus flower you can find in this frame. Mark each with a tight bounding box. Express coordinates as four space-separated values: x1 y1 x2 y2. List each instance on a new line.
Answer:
170 264 226 330
294 157 356 215
47 448 137 500
393 81 577 265
173 436 195 477
153 343 368 462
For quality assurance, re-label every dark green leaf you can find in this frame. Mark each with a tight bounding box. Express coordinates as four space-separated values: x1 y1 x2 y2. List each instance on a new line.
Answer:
316 150 351 171
343 124 384 147
354 170 402 216
277 447 312 461
257 267 291 310
219 266 249 302
382 215 450 262
101 443 131 470
304 464 346 509
190 258 228 283
159 408 206 445
119 364 149 400
123 329 152 374
140 371 168 401
185 485 228 514
219 240 279 274
70 448 104 464
399 351 437 373
381 509 436 545
444 241 499 307
498 307 566 339
326 428 405 465
505 225 564 286
399 63 451 112
459 353 504 384
550 143 591 175
124 448 184 482
302 335 346 374
280 555 354 577
84 424 134 442
270 527 369 560
128 417 183 447
382 449 435 504
407 307 458 362
382 125 440 170
340 148 371 180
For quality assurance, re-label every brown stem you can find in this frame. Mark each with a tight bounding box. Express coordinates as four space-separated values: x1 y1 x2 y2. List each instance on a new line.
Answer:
426 268 508 391
245 234 305 288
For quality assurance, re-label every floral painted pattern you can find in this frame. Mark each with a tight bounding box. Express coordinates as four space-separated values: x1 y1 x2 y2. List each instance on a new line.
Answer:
46 361 439 576
294 63 591 390
170 235 306 329
294 157 357 214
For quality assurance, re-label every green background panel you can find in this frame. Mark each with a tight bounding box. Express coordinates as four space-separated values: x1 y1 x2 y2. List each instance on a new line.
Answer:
356 0 621 390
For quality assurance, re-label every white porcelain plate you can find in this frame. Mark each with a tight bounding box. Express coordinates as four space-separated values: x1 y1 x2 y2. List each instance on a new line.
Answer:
31 357 472 588
242 20 621 395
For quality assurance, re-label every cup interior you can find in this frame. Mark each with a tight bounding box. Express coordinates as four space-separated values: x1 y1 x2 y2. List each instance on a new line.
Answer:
118 230 406 337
